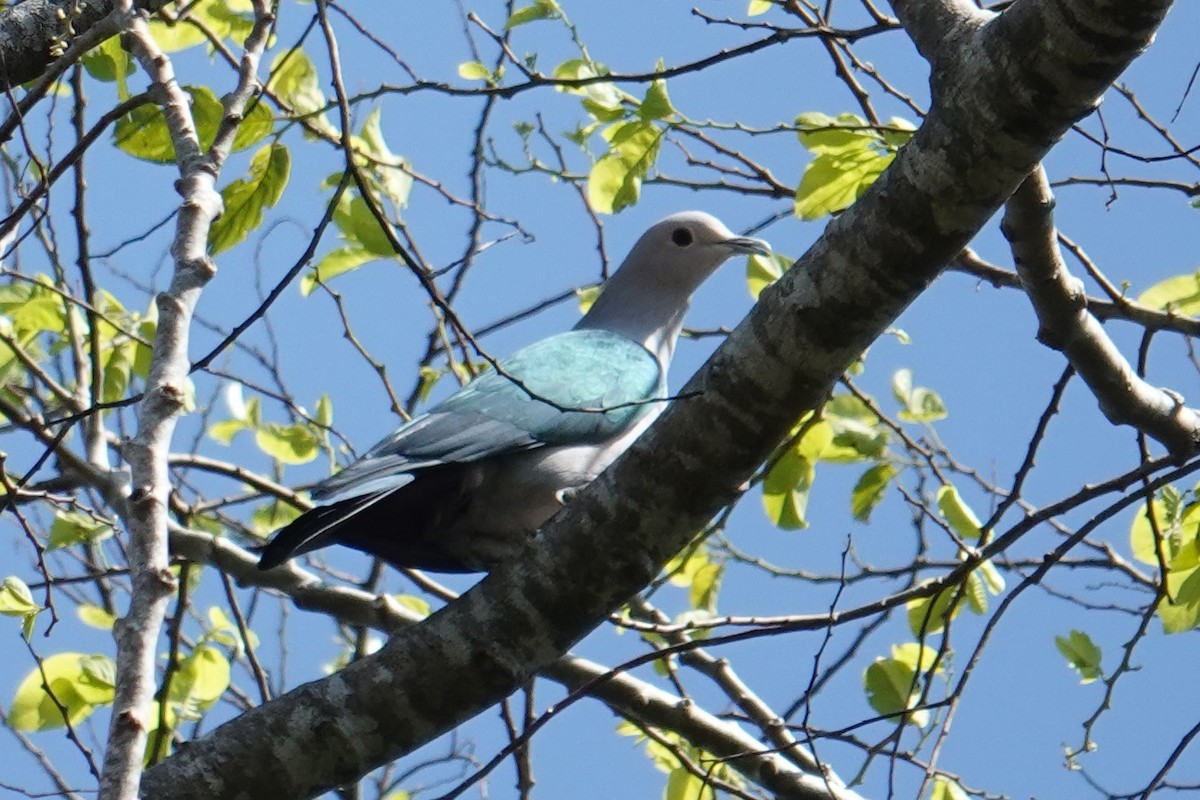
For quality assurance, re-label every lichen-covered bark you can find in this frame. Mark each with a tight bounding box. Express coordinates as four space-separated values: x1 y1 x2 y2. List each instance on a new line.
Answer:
139 0 1174 797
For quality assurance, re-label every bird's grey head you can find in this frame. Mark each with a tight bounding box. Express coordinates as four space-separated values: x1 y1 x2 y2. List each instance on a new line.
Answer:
577 211 772 364
621 211 772 293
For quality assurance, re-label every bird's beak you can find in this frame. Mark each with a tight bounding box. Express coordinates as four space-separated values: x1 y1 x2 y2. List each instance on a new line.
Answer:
725 236 772 257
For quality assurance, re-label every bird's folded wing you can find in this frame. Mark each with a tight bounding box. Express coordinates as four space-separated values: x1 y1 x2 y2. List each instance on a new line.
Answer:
312 329 663 502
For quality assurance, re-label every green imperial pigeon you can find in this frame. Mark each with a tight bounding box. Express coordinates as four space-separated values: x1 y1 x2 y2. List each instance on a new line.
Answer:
258 212 770 573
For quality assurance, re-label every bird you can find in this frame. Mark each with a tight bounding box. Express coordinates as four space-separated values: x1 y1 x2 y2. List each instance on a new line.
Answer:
257 211 771 573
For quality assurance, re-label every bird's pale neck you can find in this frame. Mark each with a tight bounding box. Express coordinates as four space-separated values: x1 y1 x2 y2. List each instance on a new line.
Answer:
574 266 695 367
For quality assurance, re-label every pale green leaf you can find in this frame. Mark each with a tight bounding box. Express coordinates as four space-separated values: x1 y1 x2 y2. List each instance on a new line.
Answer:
209 143 290 255
332 193 396 256
747 0 772 15
891 642 944 675
1159 566 1200 634
930 776 970 800
1054 629 1103 683
638 77 675 121
393 595 432 618
457 61 493 81
907 581 964 637
267 48 329 122
301 245 380 295
254 422 319 465
506 1 559 28
863 656 927 727
1137 271 1200 315
48 510 114 551
937 484 983 540
251 499 303 537
0 576 38 616
357 108 413 212
575 284 601 314
746 252 786 299
208 417 250 445
851 463 897 522
11 653 115 731
795 147 892 220
587 121 663 214
78 605 116 631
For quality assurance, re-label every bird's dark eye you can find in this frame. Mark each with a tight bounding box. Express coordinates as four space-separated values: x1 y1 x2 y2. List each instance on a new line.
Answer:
670 227 694 247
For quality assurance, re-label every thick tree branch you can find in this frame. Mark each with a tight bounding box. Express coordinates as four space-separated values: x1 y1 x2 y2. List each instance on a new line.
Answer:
141 0 1174 797
1002 166 1200 453
166 525 861 800
98 3 273 799
0 0 171 91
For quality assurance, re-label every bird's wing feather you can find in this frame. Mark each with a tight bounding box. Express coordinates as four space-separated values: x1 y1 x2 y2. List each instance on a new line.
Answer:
312 329 662 502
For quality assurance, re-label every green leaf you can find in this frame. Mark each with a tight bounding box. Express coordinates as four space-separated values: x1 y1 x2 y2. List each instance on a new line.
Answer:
665 766 714 800
824 393 888 460
746 252 788 299
251 499 303 537
415 366 444 404
1137 271 1200 315
232 98 275 153
664 544 723 611
209 142 291 255
795 148 892 220
267 48 329 123
78 604 117 631
796 112 880 155
893 368 948 422
169 645 230 713
1054 629 1103 683
11 653 115 731
393 594 432 618
930 776 970 800
506 1 559 28
207 606 258 657
301 245 380 295
851 463 897 521
48 510 114 551
978 558 1006 595
795 147 893 220
587 121 663 215
457 61 493 82
333 192 396 257
747 0 772 15
114 104 176 163
208 417 250 445
907 581 964 637
638 76 675 121
936 484 983 540
553 59 622 109
315 394 334 427
761 422 832 529
148 0 254 53
101 339 135 404
575 284 601 314
82 36 134 97
0 576 38 616
254 422 319 465
1159 566 1200 634
891 642 944 674
357 108 413 213
11 294 67 335
864 654 927 727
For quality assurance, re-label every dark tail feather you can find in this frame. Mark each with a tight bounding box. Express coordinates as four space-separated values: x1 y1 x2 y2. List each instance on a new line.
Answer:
256 467 484 573
257 490 396 571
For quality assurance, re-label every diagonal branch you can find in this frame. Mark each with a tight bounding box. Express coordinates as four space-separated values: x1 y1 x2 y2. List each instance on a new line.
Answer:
1002 165 1200 454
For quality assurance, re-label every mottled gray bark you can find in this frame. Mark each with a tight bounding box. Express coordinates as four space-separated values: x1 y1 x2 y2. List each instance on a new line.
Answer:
138 0 1174 798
